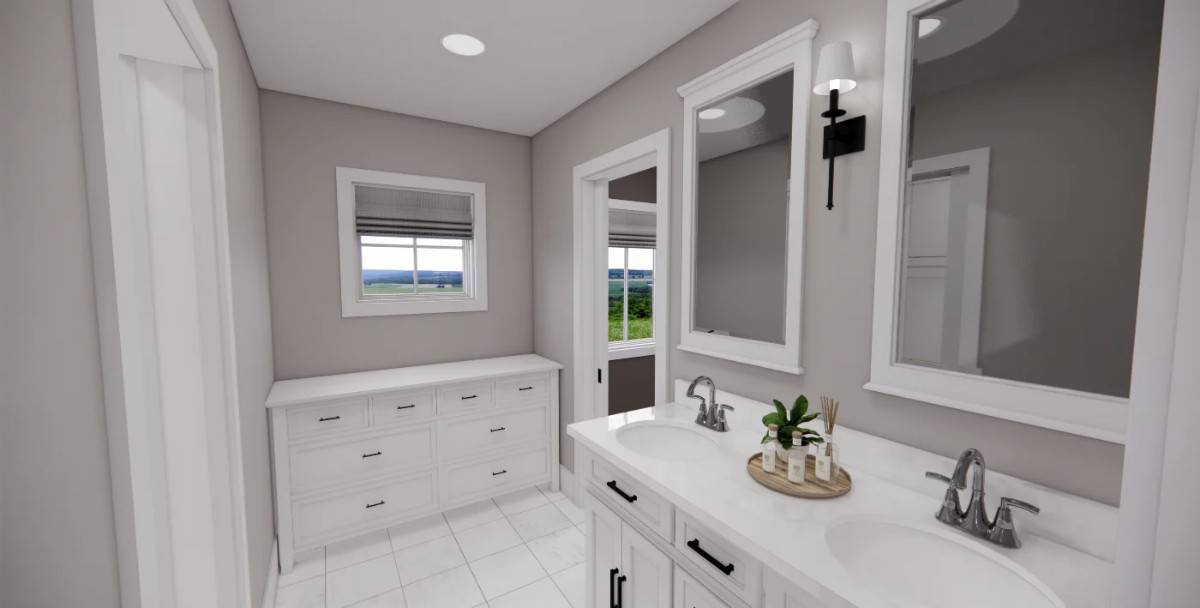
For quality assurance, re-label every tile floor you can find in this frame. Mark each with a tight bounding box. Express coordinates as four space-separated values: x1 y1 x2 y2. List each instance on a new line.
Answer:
275 486 587 608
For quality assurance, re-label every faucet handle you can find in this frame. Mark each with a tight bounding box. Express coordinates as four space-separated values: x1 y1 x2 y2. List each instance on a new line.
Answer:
997 497 1039 515
717 403 734 412
988 497 1039 549
925 471 964 489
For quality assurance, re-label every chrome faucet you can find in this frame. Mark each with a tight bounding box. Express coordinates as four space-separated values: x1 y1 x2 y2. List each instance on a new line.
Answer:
686 376 734 432
925 448 1040 548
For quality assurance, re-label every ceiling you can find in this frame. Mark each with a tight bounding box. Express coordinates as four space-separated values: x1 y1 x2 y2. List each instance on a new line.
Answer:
228 0 739 136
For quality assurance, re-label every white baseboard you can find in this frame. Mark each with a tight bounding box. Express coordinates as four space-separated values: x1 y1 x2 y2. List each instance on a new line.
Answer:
559 464 579 505
260 538 279 608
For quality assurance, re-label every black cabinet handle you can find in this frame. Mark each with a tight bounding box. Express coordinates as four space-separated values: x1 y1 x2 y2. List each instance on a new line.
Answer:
461 394 478 400
606 480 637 503
492 469 507 476
608 568 618 608
318 415 341 422
365 500 385 509
362 451 382 459
489 426 506 433
687 539 735 575
616 573 627 608
518 386 534 391
396 404 416 411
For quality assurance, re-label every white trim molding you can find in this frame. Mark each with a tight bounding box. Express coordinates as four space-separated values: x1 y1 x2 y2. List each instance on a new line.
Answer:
867 0 1127 443
676 20 817 375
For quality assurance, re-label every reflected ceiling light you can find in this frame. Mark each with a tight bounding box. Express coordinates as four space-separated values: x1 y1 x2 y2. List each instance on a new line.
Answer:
441 34 485 57
918 17 943 38
813 41 866 211
697 97 765 133
698 108 726 120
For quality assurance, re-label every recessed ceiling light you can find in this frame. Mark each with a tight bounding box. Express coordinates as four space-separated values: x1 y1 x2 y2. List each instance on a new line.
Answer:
697 97 766 134
918 17 943 38
698 108 726 120
442 34 485 57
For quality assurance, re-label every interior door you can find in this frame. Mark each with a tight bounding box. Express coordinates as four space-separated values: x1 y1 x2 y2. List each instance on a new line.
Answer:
587 496 623 608
620 521 672 608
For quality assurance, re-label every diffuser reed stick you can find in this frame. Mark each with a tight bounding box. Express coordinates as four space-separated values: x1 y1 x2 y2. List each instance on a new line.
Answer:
820 396 840 436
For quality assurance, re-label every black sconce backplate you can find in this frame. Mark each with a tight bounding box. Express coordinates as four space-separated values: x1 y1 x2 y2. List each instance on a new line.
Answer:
822 115 866 159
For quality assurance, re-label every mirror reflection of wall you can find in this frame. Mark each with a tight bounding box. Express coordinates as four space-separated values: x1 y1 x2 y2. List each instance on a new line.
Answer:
693 69 793 344
900 0 1164 397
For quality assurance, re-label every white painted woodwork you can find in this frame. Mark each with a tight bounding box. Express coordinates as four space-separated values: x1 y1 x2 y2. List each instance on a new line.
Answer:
622 518 674 608
675 511 761 605
763 577 821 608
267 355 561 572
585 494 673 608
586 495 624 608
675 567 731 608
586 453 674 541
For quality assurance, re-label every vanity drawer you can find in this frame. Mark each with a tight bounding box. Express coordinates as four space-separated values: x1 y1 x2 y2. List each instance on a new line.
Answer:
370 389 435 426
441 444 549 504
495 374 549 408
292 471 436 548
675 511 762 606
587 455 673 542
290 425 435 494
439 406 548 460
674 566 730 608
436 381 495 416
287 398 368 440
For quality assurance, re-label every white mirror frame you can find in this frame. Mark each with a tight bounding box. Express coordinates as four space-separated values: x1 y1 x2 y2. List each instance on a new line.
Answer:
676 20 818 375
866 0 1127 443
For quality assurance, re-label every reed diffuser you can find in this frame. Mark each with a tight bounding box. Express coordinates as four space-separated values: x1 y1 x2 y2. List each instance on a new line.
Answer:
817 396 841 480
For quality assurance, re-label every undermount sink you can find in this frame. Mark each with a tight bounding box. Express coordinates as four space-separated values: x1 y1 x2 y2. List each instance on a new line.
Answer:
615 421 718 460
826 518 1064 608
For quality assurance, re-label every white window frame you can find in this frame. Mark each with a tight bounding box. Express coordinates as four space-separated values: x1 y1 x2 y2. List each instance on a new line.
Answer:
336 167 488 317
608 198 657 360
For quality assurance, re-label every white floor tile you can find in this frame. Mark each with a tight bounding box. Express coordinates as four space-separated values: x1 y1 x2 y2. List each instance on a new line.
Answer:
453 516 523 561
275 575 324 608
326 554 402 608
327 529 393 572
444 499 505 533
539 488 570 503
393 534 465 585
469 544 547 599
552 497 585 524
507 502 573 541
348 587 407 607
493 487 550 515
552 563 586 608
278 547 325 588
388 513 451 552
488 577 570 608
402 564 485 608
525 526 585 574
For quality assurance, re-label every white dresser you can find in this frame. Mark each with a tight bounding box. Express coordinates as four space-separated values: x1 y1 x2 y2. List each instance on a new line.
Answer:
266 354 561 572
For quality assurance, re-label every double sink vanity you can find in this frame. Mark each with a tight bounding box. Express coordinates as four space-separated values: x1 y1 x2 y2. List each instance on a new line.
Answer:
568 380 1115 608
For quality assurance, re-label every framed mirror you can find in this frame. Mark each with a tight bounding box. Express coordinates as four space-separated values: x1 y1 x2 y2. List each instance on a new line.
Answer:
677 21 818 374
869 0 1165 442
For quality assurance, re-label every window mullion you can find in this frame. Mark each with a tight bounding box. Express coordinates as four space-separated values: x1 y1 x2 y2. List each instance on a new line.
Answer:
623 248 629 342
410 246 418 294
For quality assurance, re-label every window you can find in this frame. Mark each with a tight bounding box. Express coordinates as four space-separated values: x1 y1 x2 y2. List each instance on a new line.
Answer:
337 167 487 317
609 246 655 347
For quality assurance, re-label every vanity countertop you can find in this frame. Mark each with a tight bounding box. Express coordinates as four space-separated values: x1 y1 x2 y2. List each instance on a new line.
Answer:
568 397 1113 608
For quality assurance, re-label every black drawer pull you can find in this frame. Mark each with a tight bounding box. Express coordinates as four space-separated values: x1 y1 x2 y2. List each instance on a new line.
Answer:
318 415 341 422
365 500 385 509
687 539 735 575
492 469 507 476
489 426 506 433
606 480 637 503
518 386 534 391
396 404 416 411
609 568 618 608
362 451 382 458
461 394 478 400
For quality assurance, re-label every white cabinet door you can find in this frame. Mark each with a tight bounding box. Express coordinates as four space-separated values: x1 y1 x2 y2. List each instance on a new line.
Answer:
588 496 623 608
621 521 672 608
674 566 729 608
764 576 821 608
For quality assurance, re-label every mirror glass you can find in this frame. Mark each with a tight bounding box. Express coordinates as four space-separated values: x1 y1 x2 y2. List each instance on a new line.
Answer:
692 69 794 344
898 0 1164 397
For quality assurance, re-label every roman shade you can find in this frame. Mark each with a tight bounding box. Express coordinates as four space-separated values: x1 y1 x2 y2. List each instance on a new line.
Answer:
355 184 474 239
609 208 656 248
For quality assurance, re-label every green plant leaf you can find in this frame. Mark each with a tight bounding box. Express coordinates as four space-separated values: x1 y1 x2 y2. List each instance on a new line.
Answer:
799 412 820 424
773 399 788 423
789 395 809 424
762 412 783 427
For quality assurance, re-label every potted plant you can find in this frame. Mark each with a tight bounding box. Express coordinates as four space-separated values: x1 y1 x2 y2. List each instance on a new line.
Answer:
761 396 823 463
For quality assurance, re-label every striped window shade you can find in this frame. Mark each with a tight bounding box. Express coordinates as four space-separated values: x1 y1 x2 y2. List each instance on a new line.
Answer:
609 208 656 248
355 184 474 239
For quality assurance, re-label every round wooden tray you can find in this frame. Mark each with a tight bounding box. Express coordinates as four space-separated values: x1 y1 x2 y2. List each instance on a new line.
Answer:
746 453 852 499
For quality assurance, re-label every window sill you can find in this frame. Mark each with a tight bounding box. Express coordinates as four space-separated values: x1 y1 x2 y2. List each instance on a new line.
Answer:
609 341 655 360
341 295 487 317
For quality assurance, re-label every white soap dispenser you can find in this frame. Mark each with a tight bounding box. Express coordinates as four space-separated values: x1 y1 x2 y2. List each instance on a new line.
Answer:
787 430 807 484
762 424 779 472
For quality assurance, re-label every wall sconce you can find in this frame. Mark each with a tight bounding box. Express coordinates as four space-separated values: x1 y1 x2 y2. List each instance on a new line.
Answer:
813 41 866 210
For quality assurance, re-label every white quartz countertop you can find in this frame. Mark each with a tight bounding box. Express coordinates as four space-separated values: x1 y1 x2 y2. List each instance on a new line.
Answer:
568 399 1113 608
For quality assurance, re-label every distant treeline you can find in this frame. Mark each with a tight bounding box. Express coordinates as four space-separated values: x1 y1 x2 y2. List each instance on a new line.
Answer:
363 269 463 285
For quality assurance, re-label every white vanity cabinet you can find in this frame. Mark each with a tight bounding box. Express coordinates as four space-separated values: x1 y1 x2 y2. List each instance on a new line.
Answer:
267 354 560 572
587 494 672 608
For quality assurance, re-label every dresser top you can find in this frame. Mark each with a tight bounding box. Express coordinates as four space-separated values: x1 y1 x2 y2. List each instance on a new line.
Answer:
266 354 562 408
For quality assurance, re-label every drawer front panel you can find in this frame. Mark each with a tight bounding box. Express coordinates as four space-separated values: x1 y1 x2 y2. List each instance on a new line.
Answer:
441 445 549 504
290 425 435 493
587 456 673 542
440 406 548 460
674 566 730 608
287 399 368 439
293 471 436 547
370 390 435 426
436 382 495 416
495 374 549 409
675 512 762 605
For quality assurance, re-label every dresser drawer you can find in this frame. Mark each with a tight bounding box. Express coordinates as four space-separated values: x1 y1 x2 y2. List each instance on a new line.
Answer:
674 566 730 608
436 381 495 416
293 471 436 548
440 406 548 460
290 425 435 494
495 374 549 408
675 511 762 605
587 455 673 542
287 398 368 440
441 445 549 504
370 389 435 426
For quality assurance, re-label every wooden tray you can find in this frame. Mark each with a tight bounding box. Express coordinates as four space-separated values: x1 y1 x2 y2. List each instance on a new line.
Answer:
746 453 852 499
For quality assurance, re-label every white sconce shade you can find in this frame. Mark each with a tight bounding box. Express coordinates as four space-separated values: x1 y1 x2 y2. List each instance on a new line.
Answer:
813 41 857 95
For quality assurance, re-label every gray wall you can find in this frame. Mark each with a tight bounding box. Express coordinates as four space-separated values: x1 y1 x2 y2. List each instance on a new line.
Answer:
0 2 122 606
532 0 1124 504
912 37 1157 398
260 91 534 379
609 356 656 415
609 167 657 202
